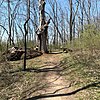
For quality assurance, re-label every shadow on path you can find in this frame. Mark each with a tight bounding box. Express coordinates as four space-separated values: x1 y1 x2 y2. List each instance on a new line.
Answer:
26 81 100 100
48 52 63 54
10 64 63 73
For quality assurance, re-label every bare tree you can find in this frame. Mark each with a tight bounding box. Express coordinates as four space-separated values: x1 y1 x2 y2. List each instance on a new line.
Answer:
69 0 80 42
69 0 73 42
37 0 50 53
80 0 84 33
23 0 30 71
87 0 91 24
8 0 12 45
48 0 58 45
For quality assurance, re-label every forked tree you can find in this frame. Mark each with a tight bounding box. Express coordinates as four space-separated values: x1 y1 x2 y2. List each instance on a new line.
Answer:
37 0 50 53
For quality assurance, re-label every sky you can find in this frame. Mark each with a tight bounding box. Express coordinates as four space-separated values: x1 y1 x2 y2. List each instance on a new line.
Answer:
0 0 100 42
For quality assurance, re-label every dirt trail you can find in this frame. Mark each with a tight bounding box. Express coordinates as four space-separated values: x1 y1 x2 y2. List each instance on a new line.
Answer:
1 52 100 100
32 53 76 100
40 71 73 100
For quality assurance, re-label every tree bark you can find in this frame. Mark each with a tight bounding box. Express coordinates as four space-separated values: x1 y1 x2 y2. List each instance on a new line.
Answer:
8 0 12 45
23 0 30 71
69 0 73 42
38 0 50 53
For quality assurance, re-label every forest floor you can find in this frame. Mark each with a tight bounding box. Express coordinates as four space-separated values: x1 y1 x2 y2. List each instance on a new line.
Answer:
0 50 100 100
25 53 76 100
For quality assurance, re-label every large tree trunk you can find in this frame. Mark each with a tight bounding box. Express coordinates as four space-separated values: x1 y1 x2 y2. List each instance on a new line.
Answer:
38 0 49 53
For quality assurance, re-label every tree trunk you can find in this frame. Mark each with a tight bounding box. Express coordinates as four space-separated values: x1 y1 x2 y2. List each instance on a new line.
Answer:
23 0 30 71
69 0 73 42
81 0 84 33
8 0 11 45
87 0 91 24
38 0 50 53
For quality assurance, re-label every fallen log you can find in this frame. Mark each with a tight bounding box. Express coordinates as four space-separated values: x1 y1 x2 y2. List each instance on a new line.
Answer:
3 47 43 61
21 49 43 60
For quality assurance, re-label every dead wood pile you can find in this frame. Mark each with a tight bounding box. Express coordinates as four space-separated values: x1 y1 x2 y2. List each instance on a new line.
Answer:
3 47 43 61
21 48 43 60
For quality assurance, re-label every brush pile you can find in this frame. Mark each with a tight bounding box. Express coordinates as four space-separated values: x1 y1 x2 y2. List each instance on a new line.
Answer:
3 47 43 61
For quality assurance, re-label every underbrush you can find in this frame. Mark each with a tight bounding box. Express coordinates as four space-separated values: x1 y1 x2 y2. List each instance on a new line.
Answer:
60 49 100 99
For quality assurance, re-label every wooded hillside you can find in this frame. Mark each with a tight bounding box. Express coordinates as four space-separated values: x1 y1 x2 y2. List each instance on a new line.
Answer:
0 0 100 100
